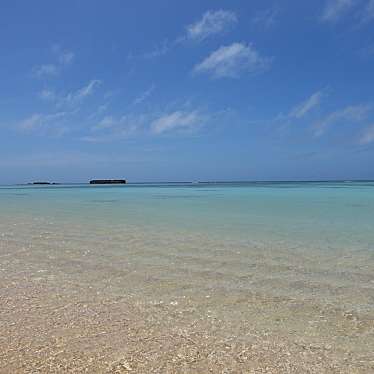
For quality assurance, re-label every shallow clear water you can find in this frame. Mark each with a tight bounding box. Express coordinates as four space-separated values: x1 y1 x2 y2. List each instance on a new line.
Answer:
1 181 374 250
1 181 374 307
1 182 374 371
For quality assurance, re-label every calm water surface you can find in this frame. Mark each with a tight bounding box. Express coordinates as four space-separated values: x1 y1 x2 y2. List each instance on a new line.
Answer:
1 181 374 248
1 182 374 371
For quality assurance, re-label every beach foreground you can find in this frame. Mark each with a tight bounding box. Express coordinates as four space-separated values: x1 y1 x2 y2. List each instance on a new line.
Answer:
1 183 374 373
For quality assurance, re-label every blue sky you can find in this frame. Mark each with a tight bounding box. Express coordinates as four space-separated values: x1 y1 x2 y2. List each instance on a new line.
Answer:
1 0 374 183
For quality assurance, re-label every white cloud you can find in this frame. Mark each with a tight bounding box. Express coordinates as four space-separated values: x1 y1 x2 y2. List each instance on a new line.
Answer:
71 80 101 101
61 79 101 107
84 114 146 142
194 42 270 78
83 106 206 141
133 85 155 105
40 80 102 107
52 44 75 65
187 10 237 41
313 104 371 136
289 91 324 119
18 112 67 133
129 10 236 59
321 0 356 22
32 45 74 78
359 124 374 144
87 104 109 120
59 50 74 65
32 64 59 78
92 116 118 131
18 114 43 131
151 111 202 134
142 40 171 59
39 89 57 101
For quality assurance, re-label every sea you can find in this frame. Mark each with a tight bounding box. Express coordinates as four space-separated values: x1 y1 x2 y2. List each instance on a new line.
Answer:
1 181 374 371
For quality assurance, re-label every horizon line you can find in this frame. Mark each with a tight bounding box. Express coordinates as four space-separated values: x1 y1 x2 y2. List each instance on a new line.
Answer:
1 178 374 187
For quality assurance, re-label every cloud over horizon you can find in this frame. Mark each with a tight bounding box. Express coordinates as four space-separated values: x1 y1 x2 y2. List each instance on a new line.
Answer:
321 0 356 22
39 80 102 107
186 10 237 41
313 104 371 136
17 112 68 136
289 91 324 119
151 111 203 134
194 42 270 78
32 45 75 78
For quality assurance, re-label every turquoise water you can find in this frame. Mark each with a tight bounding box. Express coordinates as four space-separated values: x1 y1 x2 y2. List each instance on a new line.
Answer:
2 181 374 369
1 181 374 251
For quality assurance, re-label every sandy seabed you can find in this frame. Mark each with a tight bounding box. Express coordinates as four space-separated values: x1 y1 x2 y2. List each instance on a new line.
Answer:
1 219 374 373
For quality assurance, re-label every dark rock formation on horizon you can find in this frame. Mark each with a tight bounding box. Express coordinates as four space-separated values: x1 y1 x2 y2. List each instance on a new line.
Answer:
28 182 60 185
89 179 127 185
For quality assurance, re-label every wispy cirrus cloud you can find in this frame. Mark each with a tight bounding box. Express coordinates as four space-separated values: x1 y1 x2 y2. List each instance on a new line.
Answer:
133 85 155 105
91 115 142 132
32 45 75 78
83 114 148 142
274 94 374 147
273 90 325 132
151 110 203 134
39 79 102 107
69 80 101 102
289 91 324 119
23 80 101 136
130 9 237 59
194 42 271 79
359 124 374 144
17 112 68 136
186 10 237 41
52 44 75 65
138 40 172 59
321 0 356 22
87 104 109 120
83 103 206 142
32 64 59 78
321 0 374 24
313 104 371 136
39 89 57 101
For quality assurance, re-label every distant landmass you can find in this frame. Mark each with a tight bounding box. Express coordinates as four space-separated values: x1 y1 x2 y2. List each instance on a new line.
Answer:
89 179 127 185
29 182 60 185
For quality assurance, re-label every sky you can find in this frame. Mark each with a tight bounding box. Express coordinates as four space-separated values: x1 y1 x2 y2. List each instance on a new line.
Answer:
1 0 374 184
